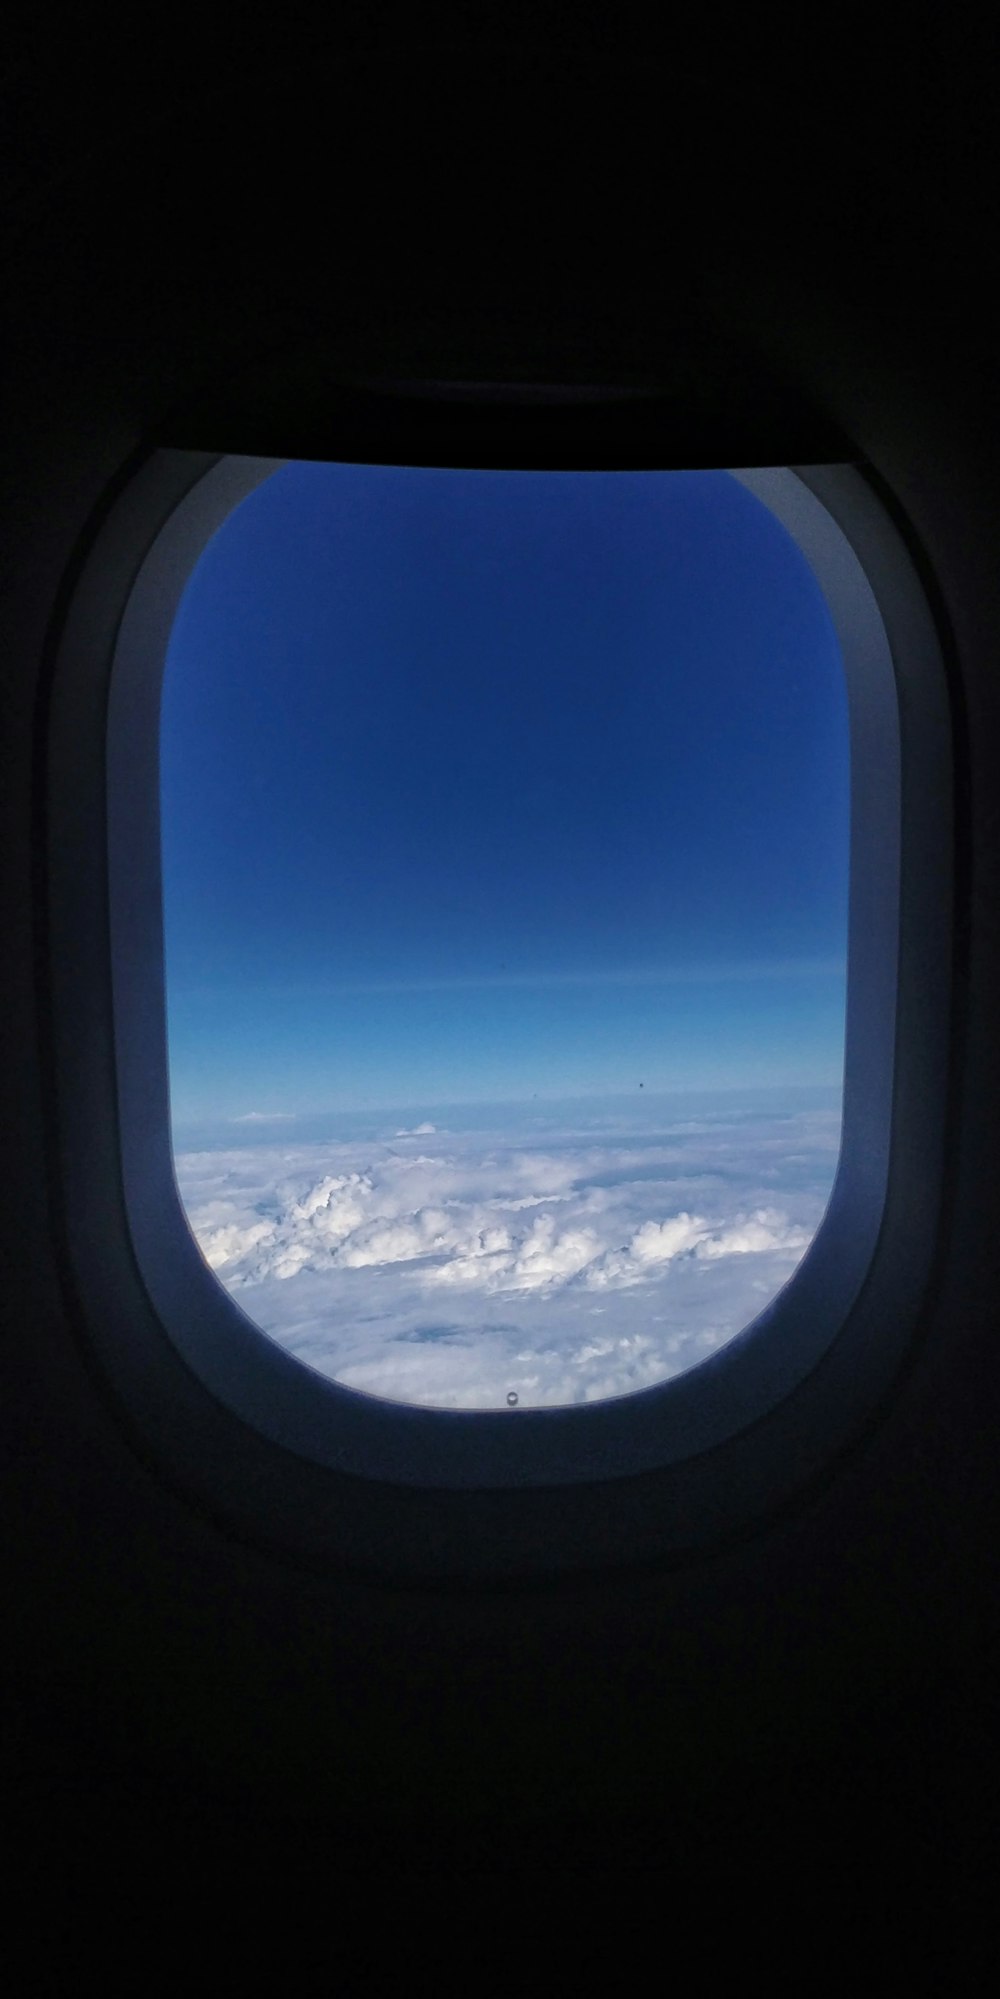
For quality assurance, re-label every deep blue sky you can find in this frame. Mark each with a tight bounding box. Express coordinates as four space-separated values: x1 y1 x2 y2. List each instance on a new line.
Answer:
161 462 849 1125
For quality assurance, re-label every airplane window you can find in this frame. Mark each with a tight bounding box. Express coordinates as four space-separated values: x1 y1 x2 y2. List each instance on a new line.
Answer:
159 462 849 1411
49 442 946 1533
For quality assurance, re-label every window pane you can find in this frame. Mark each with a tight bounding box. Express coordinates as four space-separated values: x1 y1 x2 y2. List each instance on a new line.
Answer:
161 463 849 1408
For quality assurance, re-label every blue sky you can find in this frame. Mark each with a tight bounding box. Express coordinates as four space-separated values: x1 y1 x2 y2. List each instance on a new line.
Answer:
160 462 849 1127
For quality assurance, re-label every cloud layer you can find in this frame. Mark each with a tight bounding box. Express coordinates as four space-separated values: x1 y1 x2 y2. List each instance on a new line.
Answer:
175 1098 840 1409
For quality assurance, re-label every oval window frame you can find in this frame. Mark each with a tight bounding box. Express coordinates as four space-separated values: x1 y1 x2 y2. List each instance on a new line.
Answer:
43 440 953 1578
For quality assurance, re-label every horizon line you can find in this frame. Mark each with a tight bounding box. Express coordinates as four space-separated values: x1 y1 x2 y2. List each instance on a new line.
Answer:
170 956 847 1002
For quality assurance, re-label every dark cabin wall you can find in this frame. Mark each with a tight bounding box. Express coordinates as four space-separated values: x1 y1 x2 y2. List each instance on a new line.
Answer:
2 19 998 1965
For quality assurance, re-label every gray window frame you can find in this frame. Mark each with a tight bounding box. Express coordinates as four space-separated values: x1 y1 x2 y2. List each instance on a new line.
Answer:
43 448 952 1579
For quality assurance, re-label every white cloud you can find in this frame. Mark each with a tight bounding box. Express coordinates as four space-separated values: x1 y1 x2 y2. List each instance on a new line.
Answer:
174 1098 840 1409
695 1208 811 1260
199 1219 273 1270
231 1110 296 1123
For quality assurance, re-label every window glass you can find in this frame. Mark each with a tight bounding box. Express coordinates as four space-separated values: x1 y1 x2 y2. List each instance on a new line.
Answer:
161 463 848 1408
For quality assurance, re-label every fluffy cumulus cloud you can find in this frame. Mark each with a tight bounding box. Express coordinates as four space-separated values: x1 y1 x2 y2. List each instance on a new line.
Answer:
174 1098 840 1410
